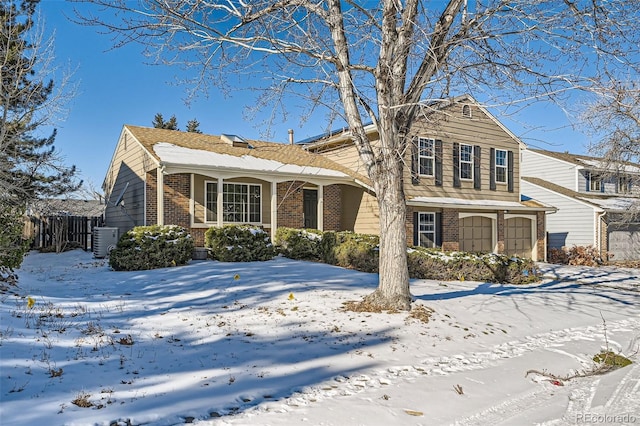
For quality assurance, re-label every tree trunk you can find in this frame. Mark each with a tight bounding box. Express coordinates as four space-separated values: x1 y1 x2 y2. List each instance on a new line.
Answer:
363 156 412 311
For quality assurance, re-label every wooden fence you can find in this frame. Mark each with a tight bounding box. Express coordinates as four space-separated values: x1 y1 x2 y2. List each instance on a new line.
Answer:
24 215 104 252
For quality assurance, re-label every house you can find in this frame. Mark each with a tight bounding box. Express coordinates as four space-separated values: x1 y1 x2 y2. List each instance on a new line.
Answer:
300 95 553 261
521 149 640 261
102 125 369 246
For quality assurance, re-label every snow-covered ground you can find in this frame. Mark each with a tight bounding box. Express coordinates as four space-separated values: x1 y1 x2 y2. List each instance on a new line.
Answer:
1 250 638 426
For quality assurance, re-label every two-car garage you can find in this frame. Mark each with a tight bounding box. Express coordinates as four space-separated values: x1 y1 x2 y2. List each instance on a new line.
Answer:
458 214 536 259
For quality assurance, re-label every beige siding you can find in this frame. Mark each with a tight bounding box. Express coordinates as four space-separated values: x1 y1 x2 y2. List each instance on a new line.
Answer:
104 132 154 236
321 143 368 175
341 186 379 234
405 103 521 202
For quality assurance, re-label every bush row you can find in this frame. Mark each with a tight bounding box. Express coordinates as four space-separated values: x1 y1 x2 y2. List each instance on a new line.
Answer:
275 227 538 284
108 224 538 284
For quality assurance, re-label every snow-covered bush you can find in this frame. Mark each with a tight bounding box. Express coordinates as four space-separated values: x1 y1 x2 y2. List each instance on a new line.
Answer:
108 225 194 271
205 225 274 262
275 227 323 260
407 247 539 284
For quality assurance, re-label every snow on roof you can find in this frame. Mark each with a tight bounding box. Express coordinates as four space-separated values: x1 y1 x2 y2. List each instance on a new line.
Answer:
154 142 349 178
409 197 526 208
577 196 638 211
576 158 640 174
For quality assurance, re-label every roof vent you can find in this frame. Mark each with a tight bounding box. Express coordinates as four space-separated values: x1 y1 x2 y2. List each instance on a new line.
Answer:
221 134 251 148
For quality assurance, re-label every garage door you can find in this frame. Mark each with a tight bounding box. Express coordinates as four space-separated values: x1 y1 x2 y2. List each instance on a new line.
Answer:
608 223 640 261
505 217 533 258
459 216 493 253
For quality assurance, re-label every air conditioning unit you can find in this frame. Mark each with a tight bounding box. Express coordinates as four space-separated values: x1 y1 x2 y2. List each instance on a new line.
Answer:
93 227 119 258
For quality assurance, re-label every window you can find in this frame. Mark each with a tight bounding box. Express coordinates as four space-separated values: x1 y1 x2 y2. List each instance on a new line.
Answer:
495 149 507 183
460 144 473 180
418 137 435 176
417 212 436 248
618 176 632 194
205 181 261 223
462 104 472 118
589 174 602 192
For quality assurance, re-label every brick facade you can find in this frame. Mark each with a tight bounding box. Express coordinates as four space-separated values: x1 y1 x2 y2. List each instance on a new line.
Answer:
536 211 546 261
441 209 460 251
323 184 342 231
496 212 505 254
145 169 157 225
277 181 342 231
277 181 304 228
164 174 191 228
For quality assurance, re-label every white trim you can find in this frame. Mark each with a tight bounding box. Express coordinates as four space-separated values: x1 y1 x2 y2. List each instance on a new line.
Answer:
189 174 195 227
495 149 508 184
270 182 278 243
416 211 437 248
459 143 474 181
157 166 164 226
317 185 324 232
459 212 497 220
216 179 223 228
209 179 265 226
418 137 435 177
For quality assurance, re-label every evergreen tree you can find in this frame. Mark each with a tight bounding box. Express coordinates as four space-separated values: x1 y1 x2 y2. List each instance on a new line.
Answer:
186 118 202 133
152 113 178 130
1 0 80 280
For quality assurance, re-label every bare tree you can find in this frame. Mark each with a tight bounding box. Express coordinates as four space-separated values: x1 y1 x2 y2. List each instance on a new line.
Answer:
75 0 639 309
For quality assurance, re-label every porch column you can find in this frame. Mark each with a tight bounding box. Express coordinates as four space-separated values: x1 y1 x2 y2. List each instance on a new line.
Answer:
271 181 278 243
157 166 164 225
317 184 324 231
216 178 224 228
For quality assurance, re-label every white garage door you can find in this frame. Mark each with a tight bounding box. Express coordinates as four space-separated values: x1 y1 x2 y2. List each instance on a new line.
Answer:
505 217 533 258
608 223 640 261
459 216 493 253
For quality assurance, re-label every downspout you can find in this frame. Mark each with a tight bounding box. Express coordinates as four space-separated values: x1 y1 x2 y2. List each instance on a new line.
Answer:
596 210 607 257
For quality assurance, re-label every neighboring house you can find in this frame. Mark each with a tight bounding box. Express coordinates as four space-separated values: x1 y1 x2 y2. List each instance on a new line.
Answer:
521 149 640 261
300 95 553 261
102 125 369 246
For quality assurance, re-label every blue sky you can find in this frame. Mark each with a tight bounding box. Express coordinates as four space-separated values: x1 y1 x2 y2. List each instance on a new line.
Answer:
39 0 591 193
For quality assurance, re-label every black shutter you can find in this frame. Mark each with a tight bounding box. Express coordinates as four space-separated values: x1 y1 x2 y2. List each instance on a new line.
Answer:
435 212 442 247
413 211 419 246
489 147 496 191
507 150 514 193
453 142 461 188
411 137 419 184
435 139 443 186
473 145 481 190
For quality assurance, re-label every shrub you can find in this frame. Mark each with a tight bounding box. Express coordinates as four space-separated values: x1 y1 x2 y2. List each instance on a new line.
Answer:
205 225 274 262
320 231 380 272
275 227 323 260
548 245 602 267
407 247 539 284
108 225 194 271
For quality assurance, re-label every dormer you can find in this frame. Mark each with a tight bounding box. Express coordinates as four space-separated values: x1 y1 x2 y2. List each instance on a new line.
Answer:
221 134 252 149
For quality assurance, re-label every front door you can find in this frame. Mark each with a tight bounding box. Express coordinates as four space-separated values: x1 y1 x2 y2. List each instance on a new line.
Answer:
303 189 318 229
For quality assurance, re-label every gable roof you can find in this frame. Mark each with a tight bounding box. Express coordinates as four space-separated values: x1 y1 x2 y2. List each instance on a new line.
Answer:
122 125 371 186
299 95 525 151
529 149 640 174
522 176 638 212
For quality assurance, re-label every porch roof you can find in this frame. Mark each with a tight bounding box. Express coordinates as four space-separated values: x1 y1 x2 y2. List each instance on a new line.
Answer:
408 196 554 212
126 125 370 184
